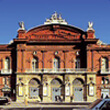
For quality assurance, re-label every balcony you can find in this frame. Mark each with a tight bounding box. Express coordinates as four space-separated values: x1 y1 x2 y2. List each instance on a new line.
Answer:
0 69 12 74
25 68 95 74
25 69 42 73
43 68 65 73
101 69 110 74
65 68 88 73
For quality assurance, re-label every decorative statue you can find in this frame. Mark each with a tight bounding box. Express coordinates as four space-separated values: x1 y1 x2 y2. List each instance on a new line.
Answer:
51 12 58 20
44 12 68 25
87 21 94 31
19 21 25 30
59 14 62 20
88 22 93 28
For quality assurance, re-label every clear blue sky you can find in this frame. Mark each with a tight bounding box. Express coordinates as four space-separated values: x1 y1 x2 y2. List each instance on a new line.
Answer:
0 0 110 44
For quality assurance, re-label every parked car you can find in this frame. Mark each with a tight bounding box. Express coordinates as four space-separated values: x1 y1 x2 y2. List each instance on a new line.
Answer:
0 97 10 105
79 98 110 110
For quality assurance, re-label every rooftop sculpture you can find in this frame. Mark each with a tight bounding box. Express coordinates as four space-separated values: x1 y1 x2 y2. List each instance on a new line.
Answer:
18 21 25 30
87 22 94 31
44 12 68 25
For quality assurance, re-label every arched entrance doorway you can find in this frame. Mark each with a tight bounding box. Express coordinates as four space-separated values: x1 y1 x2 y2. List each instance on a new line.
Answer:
51 78 62 102
29 78 41 98
73 78 84 101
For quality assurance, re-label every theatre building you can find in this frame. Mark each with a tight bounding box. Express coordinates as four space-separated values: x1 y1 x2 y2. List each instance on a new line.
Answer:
0 12 110 102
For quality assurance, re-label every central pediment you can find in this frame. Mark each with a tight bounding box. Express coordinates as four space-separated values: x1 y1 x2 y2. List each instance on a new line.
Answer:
24 24 85 41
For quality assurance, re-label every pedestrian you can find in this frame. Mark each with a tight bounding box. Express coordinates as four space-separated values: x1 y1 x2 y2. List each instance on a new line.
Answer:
105 95 109 99
101 94 103 99
55 96 57 101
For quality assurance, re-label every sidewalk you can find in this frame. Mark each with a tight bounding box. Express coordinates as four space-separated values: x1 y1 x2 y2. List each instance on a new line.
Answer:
0 101 90 109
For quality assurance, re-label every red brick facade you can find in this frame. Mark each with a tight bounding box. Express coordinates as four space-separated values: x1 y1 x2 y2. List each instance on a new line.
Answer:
0 13 109 102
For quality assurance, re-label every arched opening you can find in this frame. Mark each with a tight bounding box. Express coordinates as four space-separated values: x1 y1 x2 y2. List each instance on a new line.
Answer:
28 78 41 99
73 78 84 101
51 78 63 102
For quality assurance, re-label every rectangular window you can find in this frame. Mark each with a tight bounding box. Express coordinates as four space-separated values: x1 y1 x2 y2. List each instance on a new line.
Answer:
75 58 80 68
53 58 60 69
2 77 6 85
5 57 10 70
7 78 10 85
101 57 108 72
32 58 38 70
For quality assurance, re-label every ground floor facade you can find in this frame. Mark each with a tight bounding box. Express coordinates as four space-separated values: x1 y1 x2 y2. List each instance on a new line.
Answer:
16 73 96 102
0 76 11 97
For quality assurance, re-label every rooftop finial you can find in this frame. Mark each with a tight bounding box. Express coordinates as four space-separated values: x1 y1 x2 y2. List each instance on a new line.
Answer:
44 12 68 25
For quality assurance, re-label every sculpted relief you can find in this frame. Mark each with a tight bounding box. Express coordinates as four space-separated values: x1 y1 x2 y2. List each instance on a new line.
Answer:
26 28 81 41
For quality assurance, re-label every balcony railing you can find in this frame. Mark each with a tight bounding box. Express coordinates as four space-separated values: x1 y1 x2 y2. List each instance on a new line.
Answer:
25 69 42 73
25 68 94 74
43 68 65 73
101 68 110 74
0 69 12 74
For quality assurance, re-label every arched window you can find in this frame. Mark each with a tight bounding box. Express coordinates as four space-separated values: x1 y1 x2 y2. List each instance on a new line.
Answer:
53 57 60 69
5 57 10 70
75 58 80 68
101 57 108 71
32 58 38 70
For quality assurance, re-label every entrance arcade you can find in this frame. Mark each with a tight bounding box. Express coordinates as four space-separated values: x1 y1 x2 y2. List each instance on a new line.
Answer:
51 78 62 102
73 78 84 101
29 78 41 98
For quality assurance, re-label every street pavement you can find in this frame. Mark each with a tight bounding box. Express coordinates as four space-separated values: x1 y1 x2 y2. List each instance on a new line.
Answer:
0 101 89 110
